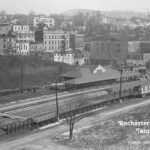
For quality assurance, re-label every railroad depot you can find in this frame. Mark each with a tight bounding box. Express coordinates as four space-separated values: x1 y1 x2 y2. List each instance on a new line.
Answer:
0 65 145 136
61 65 141 89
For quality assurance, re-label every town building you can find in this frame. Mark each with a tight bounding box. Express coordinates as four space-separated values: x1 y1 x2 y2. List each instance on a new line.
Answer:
127 53 150 66
69 33 84 50
33 17 54 28
35 30 43 42
128 41 140 53
54 50 85 66
13 25 35 42
43 30 70 53
83 51 91 65
0 24 12 35
0 34 16 55
12 25 35 55
128 41 150 53
29 41 44 56
73 50 85 66
90 40 128 65
54 51 74 65
30 41 43 52
15 31 35 42
16 41 30 55
13 25 30 33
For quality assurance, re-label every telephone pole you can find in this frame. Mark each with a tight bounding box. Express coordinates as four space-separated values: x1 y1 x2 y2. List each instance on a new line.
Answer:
19 48 24 94
20 61 23 94
119 68 123 104
55 81 59 121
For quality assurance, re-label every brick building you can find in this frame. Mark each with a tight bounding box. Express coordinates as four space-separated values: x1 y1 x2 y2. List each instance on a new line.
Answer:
127 53 150 66
0 24 12 35
90 40 128 65
128 41 150 53
0 34 16 55
69 33 84 50
43 30 70 53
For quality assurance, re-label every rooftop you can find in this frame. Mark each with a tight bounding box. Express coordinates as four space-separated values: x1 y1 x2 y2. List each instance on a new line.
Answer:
62 65 140 85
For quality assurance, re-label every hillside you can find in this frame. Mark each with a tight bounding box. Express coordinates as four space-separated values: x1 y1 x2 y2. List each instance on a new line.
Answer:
62 9 146 18
0 55 73 90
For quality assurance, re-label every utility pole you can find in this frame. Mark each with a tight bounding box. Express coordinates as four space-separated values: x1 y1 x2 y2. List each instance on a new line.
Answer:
20 60 23 94
55 81 59 121
19 47 24 94
119 68 123 104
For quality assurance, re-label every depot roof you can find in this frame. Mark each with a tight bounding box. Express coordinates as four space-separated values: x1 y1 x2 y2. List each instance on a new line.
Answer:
64 69 140 85
62 65 141 85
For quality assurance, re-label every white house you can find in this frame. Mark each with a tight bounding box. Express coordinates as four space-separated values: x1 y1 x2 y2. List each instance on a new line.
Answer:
54 50 85 66
16 42 30 55
13 25 30 33
33 17 54 28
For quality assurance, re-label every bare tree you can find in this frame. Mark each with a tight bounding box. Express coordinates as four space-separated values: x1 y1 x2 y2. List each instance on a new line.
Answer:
64 92 88 140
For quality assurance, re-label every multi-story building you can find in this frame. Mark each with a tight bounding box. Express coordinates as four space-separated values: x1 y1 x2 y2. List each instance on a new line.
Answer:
54 50 85 66
128 41 150 53
33 17 54 28
15 31 35 42
29 41 44 56
69 33 84 50
12 25 35 55
90 40 128 65
128 41 140 53
16 42 30 55
54 51 74 65
13 25 30 33
13 25 35 42
0 24 12 35
43 30 70 53
0 34 16 55
127 53 150 66
30 41 43 52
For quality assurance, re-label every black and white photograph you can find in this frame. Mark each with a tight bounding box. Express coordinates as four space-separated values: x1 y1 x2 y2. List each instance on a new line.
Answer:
1 0 150 149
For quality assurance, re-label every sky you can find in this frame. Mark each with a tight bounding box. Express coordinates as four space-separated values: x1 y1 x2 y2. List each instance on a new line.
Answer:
1 0 150 15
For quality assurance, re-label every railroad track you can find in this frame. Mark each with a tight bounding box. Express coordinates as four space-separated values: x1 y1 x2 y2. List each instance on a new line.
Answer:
0 80 141 113
0 80 143 134
0 85 112 113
